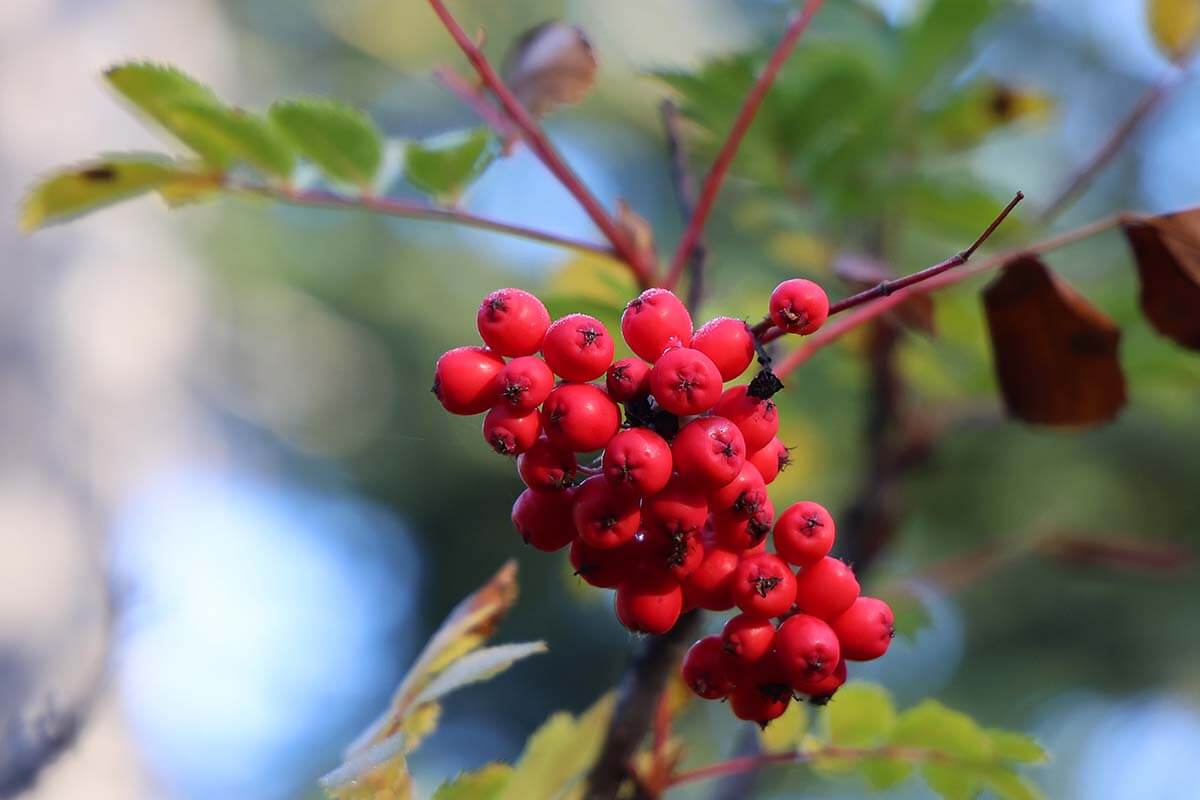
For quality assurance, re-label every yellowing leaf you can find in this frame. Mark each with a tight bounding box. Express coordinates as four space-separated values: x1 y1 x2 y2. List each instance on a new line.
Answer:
499 692 616 800
759 698 808 753
399 703 442 755
433 763 513 800
322 739 412 800
1149 0 1200 62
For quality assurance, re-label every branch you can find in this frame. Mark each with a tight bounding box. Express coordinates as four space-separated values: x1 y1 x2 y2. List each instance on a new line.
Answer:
426 0 654 287
659 100 707 313
432 65 520 147
233 184 617 258
665 0 826 288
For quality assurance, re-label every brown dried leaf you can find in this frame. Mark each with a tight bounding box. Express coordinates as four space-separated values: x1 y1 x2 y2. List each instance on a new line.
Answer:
502 21 597 116
1122 209 1200 351
616 199 656 263
983 256 1126 426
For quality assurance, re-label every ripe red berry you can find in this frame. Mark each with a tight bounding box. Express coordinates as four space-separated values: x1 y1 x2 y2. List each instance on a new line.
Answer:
649 347 723 416
572 475 640 549
708 462 767 518
713 385 779 453
732 553 797 618
615 570 683 634
542 383 620 452
831 597 895 661
773 501 836 567
748 438 791 484
729 673 791 727
681 545 740 611
672 416 746 489
682 636 737 699
793 658 847 702
602 428 673 496
511 488 576 552
541 314 615 381
432 346 504 415
691 317 755 381
712 498 775 551
477 288 551 357
570 538 634 588
642 478 709 538
769 278 829 335
605 357 652 402
482 404 541 455
620 288 693 363
635 525 703 580
721 613 776 664
517 437 578 490
793 557 860 622
773 613 840 683
497 356 555 412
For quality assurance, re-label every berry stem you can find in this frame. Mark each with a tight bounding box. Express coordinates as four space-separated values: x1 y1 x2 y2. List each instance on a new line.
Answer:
426 0 655 288
233 184 616 258
659 99 707 314
665 0 826 290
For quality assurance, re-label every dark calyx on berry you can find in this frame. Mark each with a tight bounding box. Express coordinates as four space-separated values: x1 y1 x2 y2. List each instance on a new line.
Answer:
624 395 680 440
747 368 785 400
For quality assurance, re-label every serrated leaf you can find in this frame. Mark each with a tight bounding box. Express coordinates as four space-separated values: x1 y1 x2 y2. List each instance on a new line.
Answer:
502 21 597 116
892 700 989 800
166 102 295 177
20 154 202 231
270 98 383 186
321 738 412 800
413 641 547 707
1149 0 1200 62
825 683 897 747
987 730 1048 764
433 763 513 800
500 693 616 800
404 128 495 202
759 698 808 753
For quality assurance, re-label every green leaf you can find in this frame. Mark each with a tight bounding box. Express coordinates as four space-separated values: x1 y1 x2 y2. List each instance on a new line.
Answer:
403 128 495 203
433 764 513 800
892 700 990 800
859 757 912 791
499 693 615 800
897 0 999 90
982 767 1047 800
987 730 1048 764
270 98 383 186
825 683 897 747
20 154 205 232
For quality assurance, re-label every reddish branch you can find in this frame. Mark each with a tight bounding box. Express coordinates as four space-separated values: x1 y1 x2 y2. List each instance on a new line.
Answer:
432 66 520 146
659 100 707 312
426 0 654 286
665 0 826 288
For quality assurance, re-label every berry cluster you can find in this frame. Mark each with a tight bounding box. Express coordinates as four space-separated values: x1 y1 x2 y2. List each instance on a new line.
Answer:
433 281 891 723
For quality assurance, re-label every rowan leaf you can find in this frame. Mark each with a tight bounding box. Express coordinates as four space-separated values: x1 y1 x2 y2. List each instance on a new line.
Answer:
433 763 513 800
404 128 495 203
759 698 808 753
269 98 383 186
502 21 597 116
825 683 897 747
412 641 548 707
164 101 295 177
1148 0 1200 62
499 692 616 800
1122 209 1200 351
987 730 1049 764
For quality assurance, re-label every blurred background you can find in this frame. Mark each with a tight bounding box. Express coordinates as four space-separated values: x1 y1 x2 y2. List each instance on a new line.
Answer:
1 0 1199 798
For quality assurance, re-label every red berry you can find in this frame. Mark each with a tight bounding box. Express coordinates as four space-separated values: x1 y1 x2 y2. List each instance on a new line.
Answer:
637 527 704 580
511 488 575 552
774 613 840 683
572 475 640 549
729 672 791 727
605 357 652 402
681 545 740 611
793 658 847 702
541 314 615 381
497 356 555 412
773 501 835 567
641 478 709 538
691 317 754 381
517 437 578 490
602 428 673 496
769 278 829 335
542 383 621 452
682 636 737 699
793 557 860 622
713 498 775 551
672 416 746 489
748 438 791 484
708 462 767 517
721 613 776 664
615 570 683 634
482 404 541 455
570 538 635 588
620 288 693 363
649 347 723 416
432 346 504 415
477 288 551 357
713 385 779 453
731 553 797 618
831 597 895 661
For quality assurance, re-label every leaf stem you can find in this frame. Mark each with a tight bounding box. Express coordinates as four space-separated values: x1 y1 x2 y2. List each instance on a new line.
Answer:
426 0 654 287
665 0 826 289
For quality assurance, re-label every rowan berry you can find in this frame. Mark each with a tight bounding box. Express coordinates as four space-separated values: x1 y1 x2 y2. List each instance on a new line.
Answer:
773 613 840 682
517 437 578 491
714 385 779 453
682 636 737 699
708 462 767 518
649 347 723 416
748 438 791 484
773 501 835 567
569 538 634 588
831 597 895 661
672 416 746 489
497 356 555 413
541 383 620 452
793 658 846 703
729 669 791 727
732 553 797 618
541 313 615 381
769 278 829 335
793 556 860 622
602 428 673 496
681 545 740 611
712 498 775 551
721 613 776 664
477 288 551 357
615 569 683 635
511 488 576 552
637 527 704 580
432 346 504 415
572 475 640 549
691 316 755 381
641 478 709 538
620 288 693 363
482 404 541 455
605 357 651 402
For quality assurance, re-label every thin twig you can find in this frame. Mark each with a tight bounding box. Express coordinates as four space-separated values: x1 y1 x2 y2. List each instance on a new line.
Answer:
660 100 707 313
665 0 826 288
432 65 520 146
233 185 617 258
426 0 654 286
